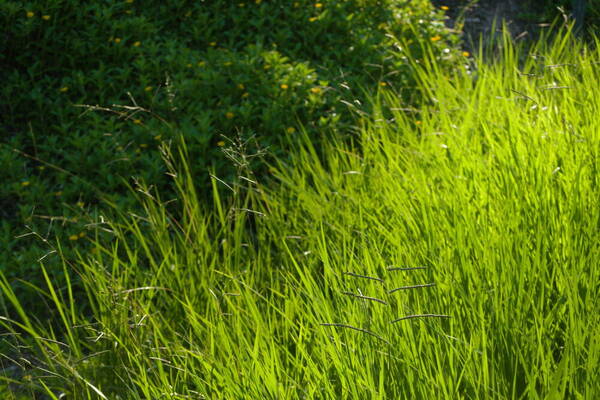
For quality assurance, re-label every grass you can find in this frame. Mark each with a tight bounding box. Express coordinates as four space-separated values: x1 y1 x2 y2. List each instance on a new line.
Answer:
1 0 460 296
1 26 599 398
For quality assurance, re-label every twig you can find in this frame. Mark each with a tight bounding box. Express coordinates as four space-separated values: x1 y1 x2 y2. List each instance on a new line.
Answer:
391 314 451 324
115 287 171 296
540 86 571 91
341 292 387 305
209 174 234 192
386 267 426 272
343 272 384 283
233 208 265 216
544 63 576 69
388 283 435 293
320 323 389 345
390 107 421 113
510 89 537 104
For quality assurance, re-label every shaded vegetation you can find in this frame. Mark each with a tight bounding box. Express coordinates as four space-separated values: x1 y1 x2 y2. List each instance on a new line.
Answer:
1 0 462 300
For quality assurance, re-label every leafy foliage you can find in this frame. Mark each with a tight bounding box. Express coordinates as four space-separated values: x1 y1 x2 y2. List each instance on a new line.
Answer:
0 0 460 293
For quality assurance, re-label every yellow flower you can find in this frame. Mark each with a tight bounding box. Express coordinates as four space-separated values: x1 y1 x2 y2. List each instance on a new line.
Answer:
217 140 226 147
237 83 245 90
430 35 442 42
280 84 289 90
133 119 142 124
441 6 449 11
42 15 51 20
198 61 206 67
415 121 421 125
315 3 323 8
242 92 250 98
79 232 86 238
59 86 69 92
310 87 321 94
309 16 317 22
462 51 470 57
379 82 387 87
69 235 79 241
145 86 153 91
114 37 122 43
21 181 30 187
209 41 217 47
225 112 235 119
286 127 296 134
26 11 34 18
77 201 85 208
255 0 262 4
133 41 141 47
154 134 162 140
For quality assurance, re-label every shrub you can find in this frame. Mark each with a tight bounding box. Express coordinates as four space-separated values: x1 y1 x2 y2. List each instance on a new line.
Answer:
0 0 461 309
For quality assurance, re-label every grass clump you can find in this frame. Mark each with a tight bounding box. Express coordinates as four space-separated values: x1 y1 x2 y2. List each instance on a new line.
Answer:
1 27 599 398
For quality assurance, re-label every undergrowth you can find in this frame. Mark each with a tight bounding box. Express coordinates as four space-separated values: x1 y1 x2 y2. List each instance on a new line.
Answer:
1 27 599 399
0 0 460 298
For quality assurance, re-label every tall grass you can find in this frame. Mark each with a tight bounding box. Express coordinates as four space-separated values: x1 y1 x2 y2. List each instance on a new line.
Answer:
1 28 599 399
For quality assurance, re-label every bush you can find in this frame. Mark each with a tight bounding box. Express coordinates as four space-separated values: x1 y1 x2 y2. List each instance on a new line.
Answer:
0 0 462 311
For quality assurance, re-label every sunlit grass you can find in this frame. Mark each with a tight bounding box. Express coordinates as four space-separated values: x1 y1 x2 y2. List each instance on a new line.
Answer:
1 27 599 399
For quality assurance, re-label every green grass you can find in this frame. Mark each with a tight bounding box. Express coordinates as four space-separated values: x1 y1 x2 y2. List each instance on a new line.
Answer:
1 27 599 398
